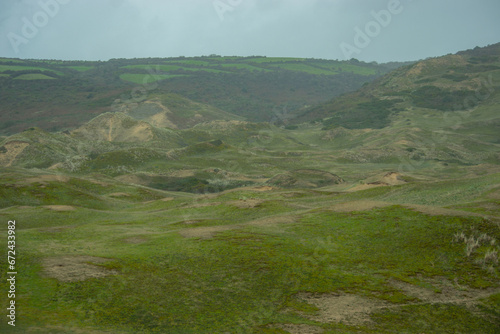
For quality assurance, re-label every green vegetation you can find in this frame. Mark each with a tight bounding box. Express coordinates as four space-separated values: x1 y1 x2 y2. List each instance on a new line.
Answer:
322 98 403 129
66 66 94 72
119 73 187 84
13 73 57 80
410 86 473 111
0 43 499 333
0 55 394 134
0 64 53 72
0 174 498 333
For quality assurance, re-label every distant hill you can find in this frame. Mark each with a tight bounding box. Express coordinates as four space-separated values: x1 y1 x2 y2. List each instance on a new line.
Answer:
294 43 500 130
1 44 498 191
0 56 407 135
288 42 500 167
112 93 244 129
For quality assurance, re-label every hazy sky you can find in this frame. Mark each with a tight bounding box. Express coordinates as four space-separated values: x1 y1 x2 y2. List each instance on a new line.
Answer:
0 0 499 62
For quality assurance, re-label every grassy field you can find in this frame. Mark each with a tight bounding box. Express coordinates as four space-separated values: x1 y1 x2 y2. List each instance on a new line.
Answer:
0 168 498 333
13 74 57 80
0 65 52 72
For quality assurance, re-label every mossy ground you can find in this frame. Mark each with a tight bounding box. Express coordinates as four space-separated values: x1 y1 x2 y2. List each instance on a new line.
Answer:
0 171 499 333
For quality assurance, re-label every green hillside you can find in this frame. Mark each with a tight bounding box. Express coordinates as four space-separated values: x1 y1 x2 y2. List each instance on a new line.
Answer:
295 43 500 129
0 44 499 333
0 56 404 135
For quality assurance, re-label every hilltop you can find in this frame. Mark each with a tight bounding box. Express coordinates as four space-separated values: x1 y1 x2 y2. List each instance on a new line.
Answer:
288 42 500 168
0 55 408 135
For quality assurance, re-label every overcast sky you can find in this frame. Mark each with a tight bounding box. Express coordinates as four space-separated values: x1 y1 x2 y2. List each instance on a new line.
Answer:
0 0 499 62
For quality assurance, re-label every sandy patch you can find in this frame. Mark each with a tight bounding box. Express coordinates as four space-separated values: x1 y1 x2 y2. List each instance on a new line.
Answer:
389 277 500 306
380 172 406 186
251 186 275 192
24 174 70 184
349 172 406 192
297 292 389 325
72 112 154 142
169 169 196 177
48 162 64 170
42 256 118 282
0 141 29 167
44 205 76 211
290 279 500 327
229 199 264 208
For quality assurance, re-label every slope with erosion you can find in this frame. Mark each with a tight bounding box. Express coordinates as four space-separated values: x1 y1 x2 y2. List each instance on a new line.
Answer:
112 93 244 129
295 42 500 129
289 43 500 168
0 56 402 135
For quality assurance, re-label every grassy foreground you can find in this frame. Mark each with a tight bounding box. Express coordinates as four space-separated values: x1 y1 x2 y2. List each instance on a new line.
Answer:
0 171 499 333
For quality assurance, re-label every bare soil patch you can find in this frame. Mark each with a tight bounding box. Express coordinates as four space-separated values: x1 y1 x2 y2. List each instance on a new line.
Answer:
250 186 275 192
389 277 500 306
297 292 389 325
169 169 196 177
42 256 118 282
380 172 406 186
43 205 76 211
288 279 500 328
24 174 70 184
0 141 29 167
